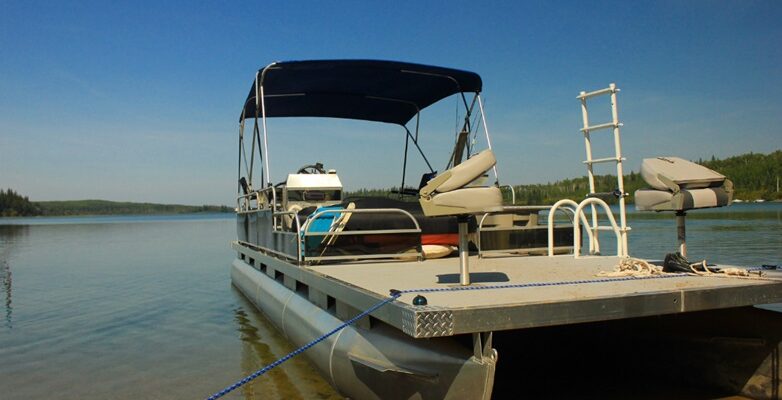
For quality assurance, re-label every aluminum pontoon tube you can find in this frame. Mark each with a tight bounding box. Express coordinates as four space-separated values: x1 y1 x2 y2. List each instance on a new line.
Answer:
231 258 497 399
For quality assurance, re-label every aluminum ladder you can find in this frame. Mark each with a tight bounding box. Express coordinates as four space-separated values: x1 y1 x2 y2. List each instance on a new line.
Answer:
576 83 629 256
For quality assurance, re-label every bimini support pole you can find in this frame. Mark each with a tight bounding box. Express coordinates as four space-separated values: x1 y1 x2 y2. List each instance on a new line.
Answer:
252 63 277 193
236 116 252 193
477 95 499 184
260 84 271 189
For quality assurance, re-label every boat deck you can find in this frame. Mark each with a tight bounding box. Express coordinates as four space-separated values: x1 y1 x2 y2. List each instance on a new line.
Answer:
308 254 782 337
233 242 782 338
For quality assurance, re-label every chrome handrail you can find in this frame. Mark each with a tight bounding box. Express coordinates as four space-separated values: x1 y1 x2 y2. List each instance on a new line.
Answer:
301 208 422 262
477 205 569 257
547 199 595 257
273 210 302 262
302 208 422 235
236 186 276 215
572 198 624 258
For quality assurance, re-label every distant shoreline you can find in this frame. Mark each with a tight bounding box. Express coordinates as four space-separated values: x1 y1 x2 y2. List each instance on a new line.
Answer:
0 210 233 218
1 199 233 218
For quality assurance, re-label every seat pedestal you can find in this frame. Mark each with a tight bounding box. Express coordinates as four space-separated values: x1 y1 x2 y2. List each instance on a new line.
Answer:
676 211 687 257
457 216 471 285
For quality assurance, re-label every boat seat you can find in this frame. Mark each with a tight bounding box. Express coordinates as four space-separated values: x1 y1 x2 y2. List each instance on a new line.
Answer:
634 157 733 212
418 149 503 217
418 149 503 286
635 187 732 211
634 156 733 257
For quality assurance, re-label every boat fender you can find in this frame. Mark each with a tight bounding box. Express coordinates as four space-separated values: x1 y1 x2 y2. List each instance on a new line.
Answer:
422 244 454 259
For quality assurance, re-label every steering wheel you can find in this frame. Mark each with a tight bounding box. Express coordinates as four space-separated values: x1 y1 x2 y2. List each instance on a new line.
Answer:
297 162 326 174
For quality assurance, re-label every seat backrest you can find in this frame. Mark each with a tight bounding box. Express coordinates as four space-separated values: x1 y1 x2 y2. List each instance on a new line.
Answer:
640 157 725 191
423 149 496 194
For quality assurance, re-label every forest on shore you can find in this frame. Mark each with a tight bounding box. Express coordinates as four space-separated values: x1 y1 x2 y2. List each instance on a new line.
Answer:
0 191 230 217
508 150 781 205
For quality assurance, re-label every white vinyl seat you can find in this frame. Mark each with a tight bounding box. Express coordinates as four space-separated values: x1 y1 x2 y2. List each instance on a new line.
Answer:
633 156 733 257
418 149 503 286
418 149 503 217
635 187 731 211
634 157 733 212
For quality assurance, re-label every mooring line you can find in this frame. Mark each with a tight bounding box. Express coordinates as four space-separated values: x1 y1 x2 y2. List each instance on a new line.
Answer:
206 293 400 400
204 271 705 399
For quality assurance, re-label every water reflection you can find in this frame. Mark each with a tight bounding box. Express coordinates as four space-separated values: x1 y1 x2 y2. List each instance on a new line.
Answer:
234 306 297 399
1 259 10 329
0 225 27 330
231 290 342 399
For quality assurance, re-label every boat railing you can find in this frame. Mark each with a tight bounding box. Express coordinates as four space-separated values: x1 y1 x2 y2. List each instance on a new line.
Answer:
547 199 595 256
547 198 626 258
572 198 625 258
236 186 276 214
477 206 566 257
301 208 422 263
271 209 303 262
500 185 516 204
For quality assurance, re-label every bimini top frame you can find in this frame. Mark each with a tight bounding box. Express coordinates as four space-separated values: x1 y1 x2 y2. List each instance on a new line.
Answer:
237 59 494 195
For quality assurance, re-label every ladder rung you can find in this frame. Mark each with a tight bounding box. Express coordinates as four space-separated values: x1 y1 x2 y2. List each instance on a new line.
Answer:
580 122 623 133
577 87 619 100
583 157 625 164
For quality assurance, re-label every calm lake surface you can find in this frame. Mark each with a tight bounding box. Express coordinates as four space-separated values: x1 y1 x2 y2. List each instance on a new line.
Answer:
1 204 780 399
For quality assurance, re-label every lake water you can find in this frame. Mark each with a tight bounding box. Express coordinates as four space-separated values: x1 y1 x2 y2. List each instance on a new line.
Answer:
0 204 780 399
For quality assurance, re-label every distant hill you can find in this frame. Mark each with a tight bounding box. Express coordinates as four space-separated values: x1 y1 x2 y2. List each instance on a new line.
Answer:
1 193 231 217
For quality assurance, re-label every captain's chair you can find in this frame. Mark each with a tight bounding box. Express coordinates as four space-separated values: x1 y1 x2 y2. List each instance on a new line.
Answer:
634 156 733 257
419 149 503 217
419 149 503 285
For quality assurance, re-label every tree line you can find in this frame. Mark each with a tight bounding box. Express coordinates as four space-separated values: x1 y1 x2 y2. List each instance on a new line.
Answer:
513 150 781 205
0 189 42 217
0 193 231 217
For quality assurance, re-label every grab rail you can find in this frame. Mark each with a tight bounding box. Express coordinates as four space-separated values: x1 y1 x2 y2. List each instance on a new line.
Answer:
502 185 516 204
236 186 277 214
572 198 624 258
302 208 422 262
273 210 302 262
303 208 422 234
476 205 552 257
547 199 595 256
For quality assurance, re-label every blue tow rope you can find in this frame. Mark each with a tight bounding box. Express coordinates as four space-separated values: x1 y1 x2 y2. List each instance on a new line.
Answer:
206 293 401 400
205 272 698 399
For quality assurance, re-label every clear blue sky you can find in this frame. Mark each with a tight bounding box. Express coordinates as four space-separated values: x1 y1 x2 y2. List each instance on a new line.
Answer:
1 1 780 205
